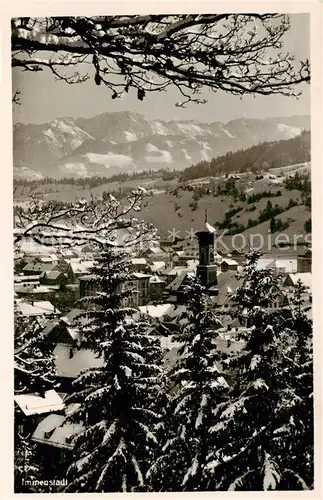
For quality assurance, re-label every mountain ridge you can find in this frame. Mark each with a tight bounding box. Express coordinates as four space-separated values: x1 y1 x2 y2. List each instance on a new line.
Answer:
13 112 310 180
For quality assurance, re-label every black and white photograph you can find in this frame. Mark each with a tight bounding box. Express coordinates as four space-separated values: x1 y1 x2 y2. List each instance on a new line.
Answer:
9 5 318 494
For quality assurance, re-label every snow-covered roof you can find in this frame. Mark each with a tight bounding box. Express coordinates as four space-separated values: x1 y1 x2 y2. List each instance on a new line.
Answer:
216 272 240 302
256 258 275 270
59 248 76 257
166 305 187 319
17 300 60 317
53 344 104 379
69 260 93 274
221 258 238 266
286 272 312 290
43 270 65 280
150 261 166 272
66 327 79 340
14 284 36 294
41 319 58 337
131 258 147 265
14 389 65 416
62 308 84 324
196 221 216 234
149 275 166 284
23 262 57 273
15 284 60 294
39 255 59 263
274 259 297 273
64 402 82 416
138 303 186 320
147 247 163 254
139 304 173 319
32 412 84 450
165 266 190 276
14 275 40 283
186 260 199 270
217 285 237 306
132 272 151 279
205 222 216 233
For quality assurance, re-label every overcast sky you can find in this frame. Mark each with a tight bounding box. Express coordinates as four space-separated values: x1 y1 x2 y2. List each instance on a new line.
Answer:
12 13 310 125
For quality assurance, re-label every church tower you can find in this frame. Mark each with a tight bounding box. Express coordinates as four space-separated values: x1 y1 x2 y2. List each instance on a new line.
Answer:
195 210 218 295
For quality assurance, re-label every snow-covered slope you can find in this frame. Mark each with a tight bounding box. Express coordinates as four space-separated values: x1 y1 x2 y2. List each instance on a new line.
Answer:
13 112 310 179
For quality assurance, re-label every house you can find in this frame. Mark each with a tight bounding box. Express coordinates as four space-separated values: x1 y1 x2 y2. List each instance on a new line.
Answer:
80 272 152 307
270 292 289 310
15 284 60 301
58 248 79 260
37 254 60 264
16 299 61 318
53 344 104 386
22 258 69 277
14 389 65 437
164 271 195 304
283 272 312 292
219 257 239 273
149 275 166 301
23 253 59 265
42 316 81 346
32 406 83 451
161 266 196 286
138 304 187 348
137 303 186 338
256 258 276 271
123 273 151 307
172 250 199 266
15 390 65 418
41 309 104 389
274 259 298 274
66 260 94 283
216 271 240 307
22 262 58 276
14 275 40 286
256 257 298 275
149 261 166 273
140 246 170 263
31 404 84 482
297 248 312 273
79 274 97 299
131 257 148 271
138 303 186 322
40 271 68 286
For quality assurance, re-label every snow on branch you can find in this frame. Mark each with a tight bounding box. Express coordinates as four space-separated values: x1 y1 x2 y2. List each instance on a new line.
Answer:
14 191 157 249
12 14 310 104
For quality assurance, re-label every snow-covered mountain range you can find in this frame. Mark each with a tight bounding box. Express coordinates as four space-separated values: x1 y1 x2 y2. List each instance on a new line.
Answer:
13 112 310 180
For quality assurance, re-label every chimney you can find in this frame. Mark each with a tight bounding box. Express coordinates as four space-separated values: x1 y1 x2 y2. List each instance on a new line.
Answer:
38 386 46 399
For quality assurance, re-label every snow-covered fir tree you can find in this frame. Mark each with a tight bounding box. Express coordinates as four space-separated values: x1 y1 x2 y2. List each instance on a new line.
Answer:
64 247 164 492
205 251 313 490
14 302 56 394
14 302 57 492
14 436 42 493
270 279 313 489
148 277 229 491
